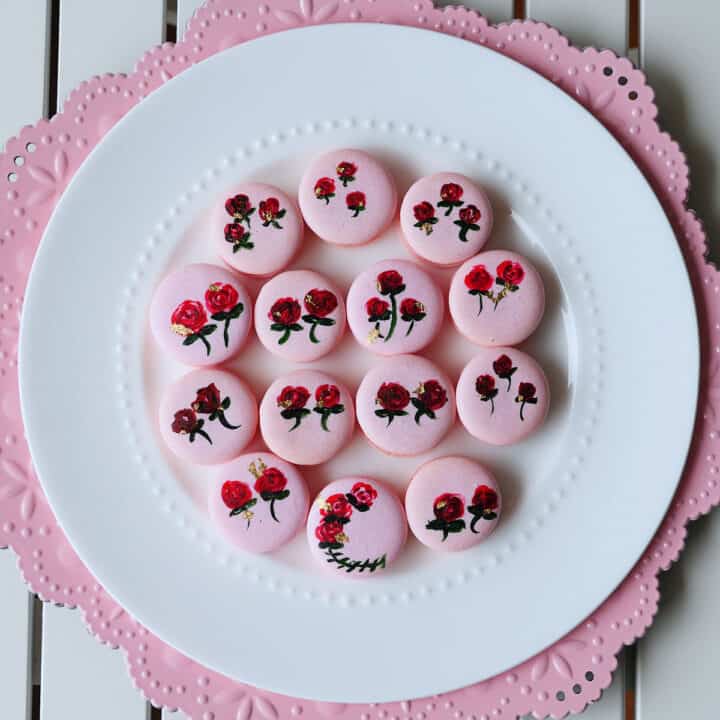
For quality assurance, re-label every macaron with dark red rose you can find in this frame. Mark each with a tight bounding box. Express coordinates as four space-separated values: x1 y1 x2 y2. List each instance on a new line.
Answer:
159 368 257 465
456 347 549 445
449 250 545 346
150 263 251 366
259 370 355 465
254 270 346 362
210 452 309 553
406 456 501 552
306 477 407 577
346 259 443 356
298 149 397 246
356 354 455 456
214 183 304 277
400 173 493 266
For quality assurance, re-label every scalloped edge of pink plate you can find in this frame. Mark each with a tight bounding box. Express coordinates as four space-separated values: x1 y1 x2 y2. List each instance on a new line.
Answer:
0 1 718 718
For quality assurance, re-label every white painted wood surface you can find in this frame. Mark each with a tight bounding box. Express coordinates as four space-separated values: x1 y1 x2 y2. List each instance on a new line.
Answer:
434 0 514 23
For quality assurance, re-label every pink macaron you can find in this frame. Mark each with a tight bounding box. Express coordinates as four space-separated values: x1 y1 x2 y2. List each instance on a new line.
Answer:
456 347 550 445
346 259 444 356
214 183 304 277
400 173 493 266
298 149 397 246
449 250 545 346
259 370 355 465
210 452 309 554
159 368 257 465
306 477 407 578
150 263 252 366
405 456 501 552
254 270 346 362
355 354 455 456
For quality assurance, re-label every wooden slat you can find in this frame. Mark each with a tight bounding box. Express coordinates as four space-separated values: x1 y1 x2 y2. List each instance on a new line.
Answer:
41 604 146 720
526 0 629 54
0 0 50 145
434 0 514 23
57 0 165 108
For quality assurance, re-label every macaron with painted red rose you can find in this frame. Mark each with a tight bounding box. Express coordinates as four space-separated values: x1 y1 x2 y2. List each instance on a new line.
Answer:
254 270 346 362
400 172 493 266
298 149 397 246
210 452 309 554
150 263 252 366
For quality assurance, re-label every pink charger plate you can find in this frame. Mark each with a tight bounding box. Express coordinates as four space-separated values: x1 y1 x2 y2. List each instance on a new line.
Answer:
0 2 717 718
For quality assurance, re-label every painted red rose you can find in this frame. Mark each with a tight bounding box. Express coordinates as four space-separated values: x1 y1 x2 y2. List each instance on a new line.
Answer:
276 385 310 410
497 260 525 286
171 300 207 336
518 382 537 400
225 194 252 217
366 297 390 319
315 384 341 409
433 493 465 522
493 354 514 377
314 177 336 198
400 298 425 320
269 297 302 326
346 191 366 210
221 480 253 510
413 201 435 222
205 283 239 314
336 161 357 179
417 379 448 412
464 265 494 293
320 493 353 519
459 204 482 224
315 519 345 544
351 481 378 508
376 382 411 412
472 485 499 511
259 197 280 222
376 270 404 295
192 383 221 414
254 468 287 495
440 183 464 203
304 288 338 318
475 374 496 397
171 408 197 434
224 223 247 242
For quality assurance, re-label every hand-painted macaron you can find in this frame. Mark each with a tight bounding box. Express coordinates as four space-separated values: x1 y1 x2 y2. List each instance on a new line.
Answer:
298 149 397 246
346 259 443 356
307 477 406 578
150 263 251 366
254 270 346 362
356 355 455 456
449 250 545 346
406 456 501 551
456 347 549 445
210 452 309 553
214 183 304 277
259 370 355 465
400 173 493 266
159 369 257 465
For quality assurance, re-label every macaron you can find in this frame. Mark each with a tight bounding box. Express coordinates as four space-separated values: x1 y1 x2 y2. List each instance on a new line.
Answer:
259 370 355 465
298 149 397 245
307 477 407 577
400 172 493 266
210 452 309 554
150 263 252 366
449 250 545 346
405 456 501 551
456 347 549 445
355 354 455 456
254 270 346 362
159 368 257 465
346 259 443 356
214 183 304 277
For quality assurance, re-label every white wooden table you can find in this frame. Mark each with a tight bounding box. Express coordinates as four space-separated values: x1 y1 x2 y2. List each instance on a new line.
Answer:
1 1 718 718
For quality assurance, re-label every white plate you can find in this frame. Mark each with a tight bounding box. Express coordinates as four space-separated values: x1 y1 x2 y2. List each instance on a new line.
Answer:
19 24 698 703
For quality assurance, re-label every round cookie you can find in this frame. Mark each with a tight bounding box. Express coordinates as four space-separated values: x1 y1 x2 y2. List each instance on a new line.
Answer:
307 477 406 578
298 149 397 246
259 370 355 465
449 250 545 346
213 183 304 277
254 270 346 362
346 259 443 356
159 368 257 465
456 347 549 445
400 173 493 266
405 456 501 551
356 354 455 456
150 263 251 366
210 452 309 554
